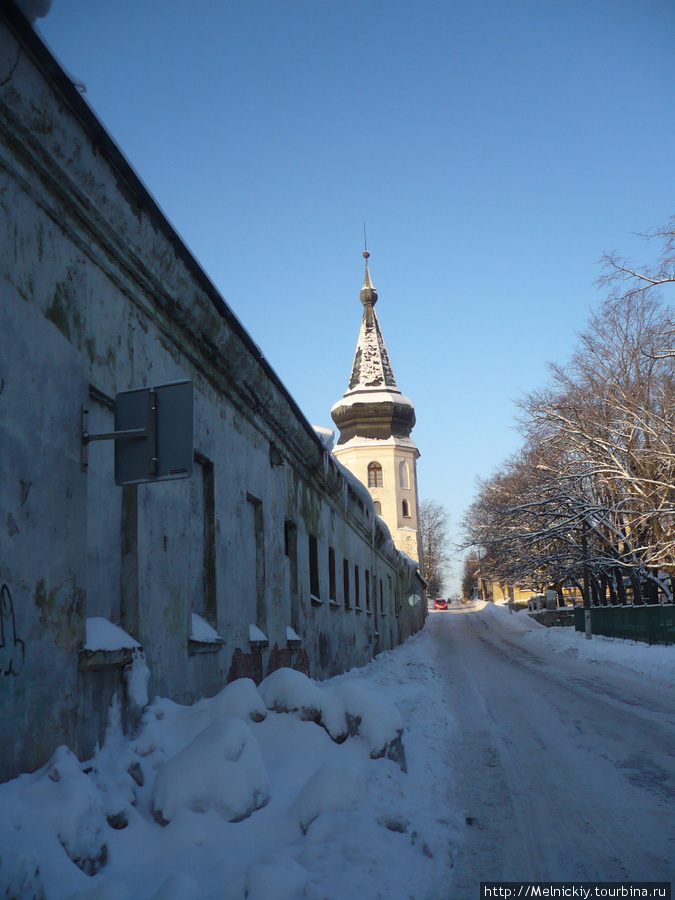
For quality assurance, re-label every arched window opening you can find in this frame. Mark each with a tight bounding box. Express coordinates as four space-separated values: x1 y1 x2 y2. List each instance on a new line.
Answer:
402 499 410 518
373 500 382 515
367 462 383 488
399 460 410 490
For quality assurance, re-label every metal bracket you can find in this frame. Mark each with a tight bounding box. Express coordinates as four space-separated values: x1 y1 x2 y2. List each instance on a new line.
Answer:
81 390 157 473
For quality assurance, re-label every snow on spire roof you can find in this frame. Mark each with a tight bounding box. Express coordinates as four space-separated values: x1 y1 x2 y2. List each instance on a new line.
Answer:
345 252 399 395
331 251 416 444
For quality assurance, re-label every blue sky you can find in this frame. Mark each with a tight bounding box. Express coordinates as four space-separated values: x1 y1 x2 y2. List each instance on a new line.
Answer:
38 0 675 590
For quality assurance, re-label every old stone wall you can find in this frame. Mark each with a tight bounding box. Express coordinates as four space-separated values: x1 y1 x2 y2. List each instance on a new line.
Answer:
0 7 425 781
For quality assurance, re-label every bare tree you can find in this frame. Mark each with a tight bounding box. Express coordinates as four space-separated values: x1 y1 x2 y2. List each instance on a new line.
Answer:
461 553 481 601
599 217 675 303
419 500 451 597
463 285 675 606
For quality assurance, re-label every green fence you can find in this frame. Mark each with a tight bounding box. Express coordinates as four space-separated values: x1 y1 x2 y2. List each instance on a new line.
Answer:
573 604 675 645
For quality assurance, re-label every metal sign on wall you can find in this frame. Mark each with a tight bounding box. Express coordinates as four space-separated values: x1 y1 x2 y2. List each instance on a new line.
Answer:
82 381 193 485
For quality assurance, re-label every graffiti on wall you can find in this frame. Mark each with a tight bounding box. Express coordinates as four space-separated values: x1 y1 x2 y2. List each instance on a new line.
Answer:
1 583 25 676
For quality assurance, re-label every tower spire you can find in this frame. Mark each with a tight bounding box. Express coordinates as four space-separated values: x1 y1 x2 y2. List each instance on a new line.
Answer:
330 248 415 443
360 248 378 307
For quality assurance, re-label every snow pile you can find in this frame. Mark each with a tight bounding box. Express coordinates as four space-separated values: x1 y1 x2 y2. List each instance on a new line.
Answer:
244 853 308 900
331 680 406 768
293 763 363 833
0 746 108 896
208 677 268 724
258 667 347 742
0 635 462 899
151 717 269 824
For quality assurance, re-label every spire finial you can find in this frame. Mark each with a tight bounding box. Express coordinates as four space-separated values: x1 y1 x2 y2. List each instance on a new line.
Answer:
360 224 377 306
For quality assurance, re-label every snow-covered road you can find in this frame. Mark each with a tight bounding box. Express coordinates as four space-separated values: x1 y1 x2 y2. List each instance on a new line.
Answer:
432 604 675 893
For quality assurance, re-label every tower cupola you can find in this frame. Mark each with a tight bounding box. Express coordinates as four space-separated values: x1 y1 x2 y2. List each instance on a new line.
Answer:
331 252 415 444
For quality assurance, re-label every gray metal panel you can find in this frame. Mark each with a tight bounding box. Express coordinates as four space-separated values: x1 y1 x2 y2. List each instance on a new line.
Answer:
115 381 193 485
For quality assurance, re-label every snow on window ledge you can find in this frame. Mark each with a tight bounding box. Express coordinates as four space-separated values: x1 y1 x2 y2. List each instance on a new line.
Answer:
286 626 302 646
249 624 269 649
188 613 224 655
310 594 323 607
78 617 142 672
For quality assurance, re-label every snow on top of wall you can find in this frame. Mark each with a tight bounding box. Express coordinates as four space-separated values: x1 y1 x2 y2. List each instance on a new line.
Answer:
332 456 375 514
14 0 52 23
286 626 302 643
312 425 335 452
85 617 140 651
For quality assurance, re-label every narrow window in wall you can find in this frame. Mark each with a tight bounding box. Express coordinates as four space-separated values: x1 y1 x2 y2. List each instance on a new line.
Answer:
355 564 361 609
121 483 139 636
367 462 383 488
343 559 350 610
195 453 217 627
284 520 299 629
373 500 382 515
309 533 320 600
186 462 206 622
402 499 410 518
247 494 266 628
329 547 337 602
86 387 122 624
380 578 385 616
365 570 371 611
399 460 410 489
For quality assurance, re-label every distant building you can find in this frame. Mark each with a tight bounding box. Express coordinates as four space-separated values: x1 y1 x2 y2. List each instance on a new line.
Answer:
0 4 425 781
331 253 424 568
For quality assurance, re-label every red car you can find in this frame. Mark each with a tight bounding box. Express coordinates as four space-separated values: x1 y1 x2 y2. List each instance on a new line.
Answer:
433 598 448 610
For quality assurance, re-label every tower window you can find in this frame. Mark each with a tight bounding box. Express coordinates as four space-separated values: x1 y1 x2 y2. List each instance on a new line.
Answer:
368 462 383 488
399 460 410 489
373 500 382 515
402 499 410 518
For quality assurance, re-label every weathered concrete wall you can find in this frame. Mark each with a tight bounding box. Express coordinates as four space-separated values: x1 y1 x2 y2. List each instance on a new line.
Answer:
0 7 425 781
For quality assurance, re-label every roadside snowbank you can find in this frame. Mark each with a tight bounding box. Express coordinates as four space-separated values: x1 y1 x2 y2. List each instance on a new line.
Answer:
477 601 675 686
